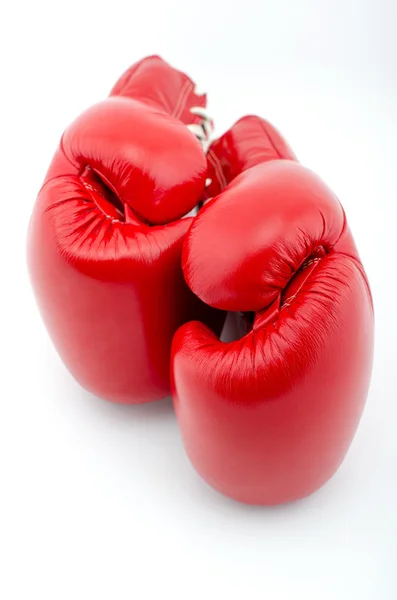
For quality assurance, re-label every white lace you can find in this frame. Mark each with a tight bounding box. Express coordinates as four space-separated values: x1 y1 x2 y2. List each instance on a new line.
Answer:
181 108 213 219
187 106 213 154
181 93 213 219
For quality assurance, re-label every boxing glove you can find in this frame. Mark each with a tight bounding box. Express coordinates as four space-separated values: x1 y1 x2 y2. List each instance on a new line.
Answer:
28 55 220 404
171 116 374 505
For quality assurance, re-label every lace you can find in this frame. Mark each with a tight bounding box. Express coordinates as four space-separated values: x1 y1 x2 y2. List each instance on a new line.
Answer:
187 106 213 154
181 107 213 218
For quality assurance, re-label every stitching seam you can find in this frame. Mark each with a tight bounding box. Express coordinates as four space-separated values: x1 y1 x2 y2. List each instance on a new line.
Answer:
207 149 228 190
258 120 282 159
172 80 191 119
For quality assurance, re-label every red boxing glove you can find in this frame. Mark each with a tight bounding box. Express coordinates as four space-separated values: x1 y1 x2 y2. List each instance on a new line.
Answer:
28 56 219 404
171 116 374 505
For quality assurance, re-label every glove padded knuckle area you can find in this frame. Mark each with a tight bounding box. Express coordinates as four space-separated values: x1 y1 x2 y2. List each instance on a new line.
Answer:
61 98 207 226
183 160 345 312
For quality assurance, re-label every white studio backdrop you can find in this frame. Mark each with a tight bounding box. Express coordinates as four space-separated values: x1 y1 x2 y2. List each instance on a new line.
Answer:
1 1 396 598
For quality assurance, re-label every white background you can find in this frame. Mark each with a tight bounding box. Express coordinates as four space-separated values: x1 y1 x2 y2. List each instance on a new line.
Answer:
1 1 396 598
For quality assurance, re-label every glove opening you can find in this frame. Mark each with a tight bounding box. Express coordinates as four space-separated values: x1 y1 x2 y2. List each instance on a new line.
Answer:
280 245 327 309
80 166 125 221
220 245 328 342
80 166 151 227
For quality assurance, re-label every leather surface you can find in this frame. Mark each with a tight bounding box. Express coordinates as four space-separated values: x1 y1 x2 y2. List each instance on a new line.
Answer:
206 115 297 198
171 116 374 504
28 56 221 404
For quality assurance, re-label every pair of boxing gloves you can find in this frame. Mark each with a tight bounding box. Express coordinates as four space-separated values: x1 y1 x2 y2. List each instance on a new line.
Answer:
28 56 374 505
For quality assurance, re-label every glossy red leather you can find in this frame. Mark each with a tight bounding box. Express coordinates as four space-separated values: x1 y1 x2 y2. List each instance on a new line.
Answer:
205 115 297 199
28 56 220 404
171 116 374 504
